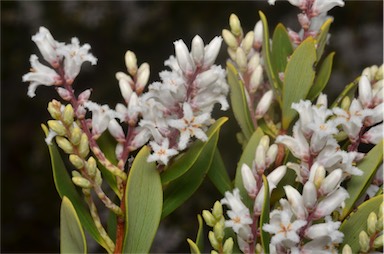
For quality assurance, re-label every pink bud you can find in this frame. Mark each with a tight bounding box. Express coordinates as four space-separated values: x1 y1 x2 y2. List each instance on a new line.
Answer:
57 87 71 101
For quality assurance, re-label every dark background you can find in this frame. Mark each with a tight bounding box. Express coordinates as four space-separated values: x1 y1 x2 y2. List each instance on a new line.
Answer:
1 1 382 253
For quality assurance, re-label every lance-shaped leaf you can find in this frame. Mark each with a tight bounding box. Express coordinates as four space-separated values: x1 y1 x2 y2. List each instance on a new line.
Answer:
161 117 228 185
42 124 111 253
315 18 333 59
122 146 162 253
162 130 220 218
207 149 233 195
61 196 87 254
307 52 335 101
282 37 316 130
340 140 383 220
340 194 383 252
234 128 264 210
259 175 270 254
227 62 255 141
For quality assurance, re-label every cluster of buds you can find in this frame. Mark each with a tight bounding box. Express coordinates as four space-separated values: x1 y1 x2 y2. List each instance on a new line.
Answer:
202 201 234 254
268 0 345 46
351 202 384 253
222 14 273 125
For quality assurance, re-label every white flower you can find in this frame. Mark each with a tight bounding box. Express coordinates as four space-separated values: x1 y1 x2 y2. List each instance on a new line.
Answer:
263 208 307 246
168 102 211 150
147 138 178 165
22 55 61 98
31 26 64 66
276 123 310 162
312 0 345 17
305 216 343 243
314 187 349 219
84 101 117 138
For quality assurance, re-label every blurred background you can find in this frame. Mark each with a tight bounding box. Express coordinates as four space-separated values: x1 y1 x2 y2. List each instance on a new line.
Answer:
1 1 382 253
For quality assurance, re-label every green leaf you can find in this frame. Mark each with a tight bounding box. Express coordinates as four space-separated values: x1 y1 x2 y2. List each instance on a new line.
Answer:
107 210 117 243
161 117 228 185
259 11 281 101
340 140 383 220
315 18 333 59
96 133 119 197
234 128 264 209
122 146 162 253
195 214 204 250
162 130 220 218
41 125 111 253
60 196 87 254
227 62 255 141
282 37 317 129
340 194 383 252
307 52 335 101
330 77 359 108
259 175 270 254
271 23 293 88
207 149 233 195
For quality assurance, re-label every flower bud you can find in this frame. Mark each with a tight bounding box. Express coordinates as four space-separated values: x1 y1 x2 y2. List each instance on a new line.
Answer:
213 222 224 241
375 64 383 80
211 251 218 254
72 176 92 189
374 234 383 248
249 65 263 93
191 35 205 67
241 164 257 198
72 170 81 178
255 90 273 119
303 181 317 210
359 230 370 252
319 169 343 195
69 154 84 169
55 136 73 154
108 119 125 142
259 135 270 150
78 89 92 104
212 201 223 220
95 168 102 186
341 96 351 111
196 69 218 88
376 216 383 232
136 63 150 94
57 87 71 101
266 144 278 167
284 185 307 220
316 93 328 108
314 188 349 219
367 212 378 236
203 36 222 68
222 29 238 50
174 39 196 75
116 72 133 104
253 20 263 47
78 133 89 158
242 31 254 54
47 120 66 136
298 13 310 30
202 210 216 227
70 126 82 146
312 164 326 189
86 157 97 177
227 48 236 61
125 50 138 76
222 237 234 254
235 47 247 72
358 75 373 107
208 231 220 250
255 144 266 172
342 244 352 254
229 14 242 37
48 100 62 120
62 104 74 126
268 165 287 186
248 53 261 72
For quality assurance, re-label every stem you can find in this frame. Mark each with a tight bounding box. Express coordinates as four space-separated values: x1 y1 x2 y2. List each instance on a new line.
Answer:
114 181 127 254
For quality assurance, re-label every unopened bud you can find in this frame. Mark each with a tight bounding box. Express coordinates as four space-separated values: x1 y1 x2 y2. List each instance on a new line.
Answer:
375 64 383 80
268 165 287 186
212 201 223 220
48 100 62 120
367 212 378 235
116 72 133 104
255 90 273 119
373 234 383 248
253 20 263 47
78 89 92 104
72 170 81 178
255 144 266 172
341 96 351 111
174 40 196 75
222 237 234 254
57 87 71 101
187 239 201 254
72 176 92 189
242 31 254 54
78 133 89 158
227 48 236 61
248 53 261 72
242 164 257 197
235 47 247 73
358 75 373 107
260 135 270 150
211 251 218 254
266 144 278 167
47 120 66 136
125 50 138 76
62 104 74 126
208 231 220 250
249 65 263 93
86 157 97 177
359 230 370 252
319 169 343 195
202 210 216 227
69 154 84 169
303 181 317 209
222 29 238 50
376 216 383 231
136 63 150 94
108 119 125 142
70 126 82 146
56 136 73 154
190 36 205 68
213 222 224 241
255 243 263 254
298 13 310 30
341 244 352 254
316 93 328 108
229 14 242 37
313 165 326 189
95 168 102 186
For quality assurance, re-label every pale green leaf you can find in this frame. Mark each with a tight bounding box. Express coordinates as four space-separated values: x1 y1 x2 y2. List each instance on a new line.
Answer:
259 175 270 254
195 215 204 251
315 18 333 59
207 149 233 195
